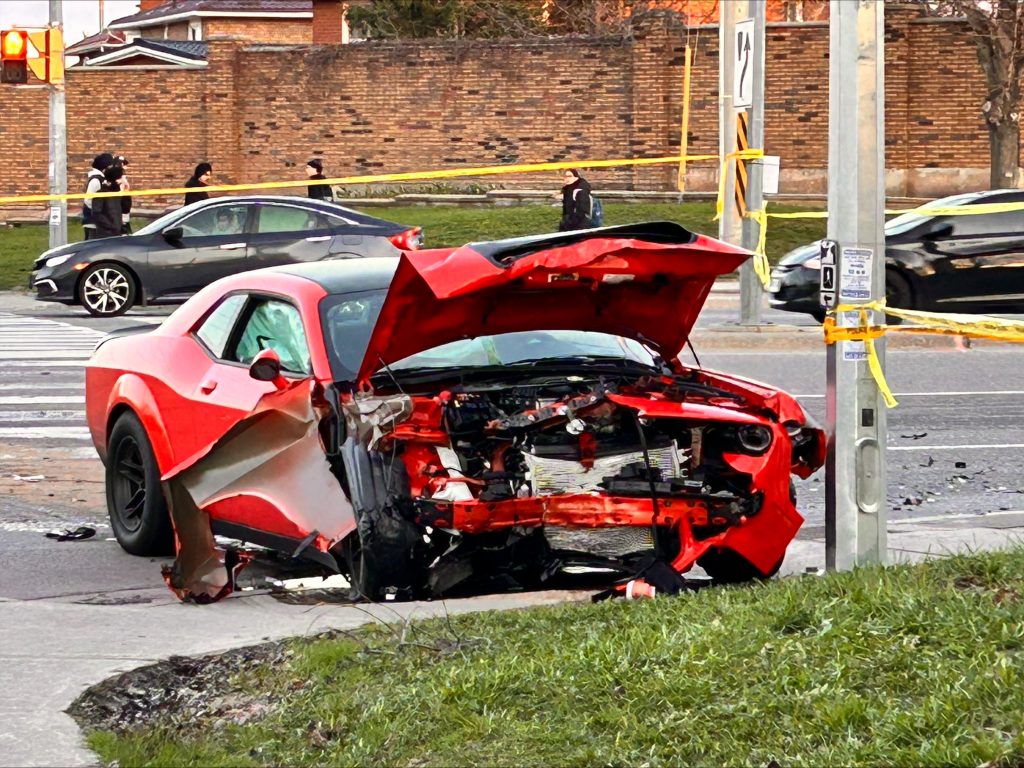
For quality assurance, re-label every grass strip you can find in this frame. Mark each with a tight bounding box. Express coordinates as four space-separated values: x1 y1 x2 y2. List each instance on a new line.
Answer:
84 548 1024 767
0 202 825 292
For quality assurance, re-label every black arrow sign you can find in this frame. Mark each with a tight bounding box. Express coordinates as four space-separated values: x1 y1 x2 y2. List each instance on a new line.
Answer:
738 32 751 98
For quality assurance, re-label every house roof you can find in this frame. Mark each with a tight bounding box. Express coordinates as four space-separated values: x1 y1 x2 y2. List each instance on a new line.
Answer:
80 38 209 68
65 29 127 56
108 0 312 30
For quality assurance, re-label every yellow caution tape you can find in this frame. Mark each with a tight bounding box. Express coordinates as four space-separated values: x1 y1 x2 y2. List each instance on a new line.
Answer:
824 300 1024 409
0 154 725 206
743 205 771 288
713 148 765 222
823 302 898 408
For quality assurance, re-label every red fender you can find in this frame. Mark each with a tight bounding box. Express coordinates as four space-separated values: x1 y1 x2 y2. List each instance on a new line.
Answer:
105 373 176 474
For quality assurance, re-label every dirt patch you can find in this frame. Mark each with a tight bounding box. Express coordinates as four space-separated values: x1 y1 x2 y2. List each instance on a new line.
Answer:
67 639 295 736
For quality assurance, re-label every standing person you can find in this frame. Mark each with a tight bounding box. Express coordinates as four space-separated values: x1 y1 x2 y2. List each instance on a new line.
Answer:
184 162 212 206
92 165 127 239
115 156 133 234
82 153 114 240
306 159 331 201
558 169 593 232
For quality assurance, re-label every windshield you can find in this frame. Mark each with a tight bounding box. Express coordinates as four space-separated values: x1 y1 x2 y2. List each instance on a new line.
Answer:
319 289 657 382
884 192 980 236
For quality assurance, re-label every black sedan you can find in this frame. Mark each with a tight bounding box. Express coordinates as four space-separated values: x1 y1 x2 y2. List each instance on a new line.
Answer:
769 189 1024 321
29 196 423 317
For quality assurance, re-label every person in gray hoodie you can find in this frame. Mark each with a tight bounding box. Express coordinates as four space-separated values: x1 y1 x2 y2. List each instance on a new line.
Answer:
82 153 114 240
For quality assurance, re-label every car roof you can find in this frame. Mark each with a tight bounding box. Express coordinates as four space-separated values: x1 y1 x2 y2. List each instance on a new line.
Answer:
172 195 402 226
270 257 400 294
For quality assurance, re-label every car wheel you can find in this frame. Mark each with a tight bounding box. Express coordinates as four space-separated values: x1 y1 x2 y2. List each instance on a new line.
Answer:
339 531 383 601
698 547 784 584
79 263 136 317
106 412 174 556
885 270 914 325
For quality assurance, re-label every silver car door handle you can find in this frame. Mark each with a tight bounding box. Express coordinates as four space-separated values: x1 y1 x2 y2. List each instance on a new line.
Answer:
305 235 332 242
219 242 246 250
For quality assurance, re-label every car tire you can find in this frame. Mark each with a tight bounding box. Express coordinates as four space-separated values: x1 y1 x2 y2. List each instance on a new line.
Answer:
339 531 384 602
106 412 174 556
885 270 914 325
810 308 827 323
79 263 137 317
698 547 784 584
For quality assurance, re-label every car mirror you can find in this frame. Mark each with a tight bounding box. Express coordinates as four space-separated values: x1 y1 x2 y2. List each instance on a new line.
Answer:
249 348 288 390
162 226 184 242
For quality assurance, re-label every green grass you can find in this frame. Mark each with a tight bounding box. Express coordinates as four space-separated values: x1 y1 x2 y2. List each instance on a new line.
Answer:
0 202 825 292
87 548 1024 767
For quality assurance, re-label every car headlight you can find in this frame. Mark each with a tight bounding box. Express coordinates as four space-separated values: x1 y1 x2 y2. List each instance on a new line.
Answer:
736 424 773 454
45 253 75 268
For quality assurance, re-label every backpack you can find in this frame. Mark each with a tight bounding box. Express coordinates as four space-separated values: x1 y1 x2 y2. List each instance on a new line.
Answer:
588 195 604 228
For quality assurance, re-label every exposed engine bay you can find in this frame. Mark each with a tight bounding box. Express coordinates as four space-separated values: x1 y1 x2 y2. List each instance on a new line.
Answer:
334 369 815 600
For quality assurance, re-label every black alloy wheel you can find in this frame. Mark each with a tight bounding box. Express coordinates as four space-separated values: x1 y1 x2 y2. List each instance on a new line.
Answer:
79 262 137 317
106 413 174 556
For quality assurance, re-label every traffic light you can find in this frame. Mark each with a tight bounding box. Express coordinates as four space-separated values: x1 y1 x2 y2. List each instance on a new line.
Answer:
1 29 28 85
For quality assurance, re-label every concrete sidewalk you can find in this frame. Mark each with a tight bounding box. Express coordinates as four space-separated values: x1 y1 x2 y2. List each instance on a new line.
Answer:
2 512 1022 767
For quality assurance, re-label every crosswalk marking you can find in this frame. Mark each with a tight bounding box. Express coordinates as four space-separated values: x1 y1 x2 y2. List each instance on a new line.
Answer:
0 313 100 444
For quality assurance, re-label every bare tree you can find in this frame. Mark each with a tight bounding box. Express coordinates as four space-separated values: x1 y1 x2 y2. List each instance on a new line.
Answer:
920 0 1024 187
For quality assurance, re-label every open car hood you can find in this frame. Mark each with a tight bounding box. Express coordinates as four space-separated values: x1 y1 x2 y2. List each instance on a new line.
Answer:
357 222 751 384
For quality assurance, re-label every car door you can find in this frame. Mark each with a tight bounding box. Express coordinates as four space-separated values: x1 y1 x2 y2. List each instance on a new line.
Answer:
144 203 253 300
914 210 1024 310
246 203 337 270
181 293 314 456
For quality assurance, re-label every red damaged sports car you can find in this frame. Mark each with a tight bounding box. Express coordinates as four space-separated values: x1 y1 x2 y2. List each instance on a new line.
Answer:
85 223 825 602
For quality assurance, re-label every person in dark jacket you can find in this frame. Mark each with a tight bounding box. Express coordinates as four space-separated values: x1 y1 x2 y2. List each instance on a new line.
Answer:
558 169 593 232
184 162 212 206
93 165 127 239
306 159 331 201
115 156 133 233
82 153 115 240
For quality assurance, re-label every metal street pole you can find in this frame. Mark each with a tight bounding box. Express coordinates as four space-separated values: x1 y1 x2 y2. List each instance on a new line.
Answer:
717 0 744 250
48 0 68 249
825 0 887 571
739 0 766 325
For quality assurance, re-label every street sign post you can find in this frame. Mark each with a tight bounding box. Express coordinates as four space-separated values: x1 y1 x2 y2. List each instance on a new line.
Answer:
737 2 765 326
825 0 887 572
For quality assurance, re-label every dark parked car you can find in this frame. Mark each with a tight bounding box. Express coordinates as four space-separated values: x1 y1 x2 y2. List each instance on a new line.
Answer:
769 189 1024 321
85 223 824 603
30 195 423 317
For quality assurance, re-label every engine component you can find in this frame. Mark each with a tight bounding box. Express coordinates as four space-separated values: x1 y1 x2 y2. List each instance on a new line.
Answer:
545 525 654 558
525 442 684 495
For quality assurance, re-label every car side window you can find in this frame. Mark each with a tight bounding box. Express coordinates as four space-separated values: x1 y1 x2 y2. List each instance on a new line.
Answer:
195 294 247 358
179 205 249 237
228 298 311 375
949 210 1024 238
257 205 322 234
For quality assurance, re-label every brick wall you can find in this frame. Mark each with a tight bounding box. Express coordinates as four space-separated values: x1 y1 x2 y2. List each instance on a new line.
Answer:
0 13 1012 212
204 19 311 44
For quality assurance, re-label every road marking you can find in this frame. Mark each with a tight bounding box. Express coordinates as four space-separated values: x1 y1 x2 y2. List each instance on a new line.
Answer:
889 510 1024 525
0 396 85 405
888 443 1024 452
0 426 91 439
0 314 100 443
0 410 84 421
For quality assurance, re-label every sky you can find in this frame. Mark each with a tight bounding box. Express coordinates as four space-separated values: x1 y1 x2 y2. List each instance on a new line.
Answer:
5 1 141 45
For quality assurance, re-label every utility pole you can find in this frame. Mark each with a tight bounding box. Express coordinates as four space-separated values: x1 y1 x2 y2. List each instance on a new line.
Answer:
824 0 887 570
48 0 67 250
717 0 744 251
739 0 765 325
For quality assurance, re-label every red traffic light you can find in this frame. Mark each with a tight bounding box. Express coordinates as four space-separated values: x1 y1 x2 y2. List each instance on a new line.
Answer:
1 30 29 84
2 30 27 60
